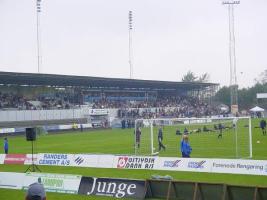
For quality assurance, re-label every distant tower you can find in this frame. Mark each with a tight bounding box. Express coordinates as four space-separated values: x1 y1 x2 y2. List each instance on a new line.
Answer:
128 11 133 79
36 0 42 73
223 1 240 114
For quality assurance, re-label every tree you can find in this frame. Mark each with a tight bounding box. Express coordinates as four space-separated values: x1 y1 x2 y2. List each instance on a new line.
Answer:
255 69 267 84
181 71 198 82
198 73 210 83
214 86 231 106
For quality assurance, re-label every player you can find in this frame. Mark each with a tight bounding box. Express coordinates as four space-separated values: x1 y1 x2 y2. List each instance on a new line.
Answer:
158 127 166 151
180 134 192 158
218 123 223 139
3 138 8 154
260 119 266 135
135 127 141 148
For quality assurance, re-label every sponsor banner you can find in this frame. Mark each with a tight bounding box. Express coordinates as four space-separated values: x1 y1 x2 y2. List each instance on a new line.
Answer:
183 159 211 172
4 154 26 165
0 172 24 189
78 177 146 199
211 159 267 176
0 154 6 164
70 154 98 168
90 109 109 115
116 156 156 169
23 173 81 194
37 153 73 166
156 157 182 171
157 157 211 172
0 128 15 134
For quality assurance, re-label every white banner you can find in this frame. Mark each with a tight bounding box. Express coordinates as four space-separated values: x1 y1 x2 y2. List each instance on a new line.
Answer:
211 159 267 176
23 173 81 194
1 153 267 176
257 93 267 99
70 154 98 168
0 154 5 164
90 109 109 115
0 128 15 134
0 172 24 189
97 154 115 168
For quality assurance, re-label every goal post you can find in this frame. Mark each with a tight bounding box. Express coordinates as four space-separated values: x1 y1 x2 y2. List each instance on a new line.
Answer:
134 117 252 159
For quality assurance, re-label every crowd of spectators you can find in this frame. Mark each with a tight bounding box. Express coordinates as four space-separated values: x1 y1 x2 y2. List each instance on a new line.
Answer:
0 92 72 110
0 92 30 110
0 91 220 117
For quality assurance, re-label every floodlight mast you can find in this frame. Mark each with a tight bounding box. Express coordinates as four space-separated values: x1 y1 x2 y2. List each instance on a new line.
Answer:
128 11 133 79
36 0 42 73
222 1 240 114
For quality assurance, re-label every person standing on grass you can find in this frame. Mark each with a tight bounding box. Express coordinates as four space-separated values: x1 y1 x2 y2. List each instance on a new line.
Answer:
135 127 141 148
180 134 192 158
4 137 8 154
260 119 266 135
158 127 166 151
218 123 223 139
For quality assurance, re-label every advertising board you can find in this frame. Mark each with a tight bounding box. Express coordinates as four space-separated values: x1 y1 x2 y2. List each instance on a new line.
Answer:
211 159 267 176
116 156 156 169
4 154 26 165
23 173 81 194
78 177 146 199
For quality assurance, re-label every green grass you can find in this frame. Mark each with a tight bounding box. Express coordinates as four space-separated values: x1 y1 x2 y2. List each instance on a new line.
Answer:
0 118 267 200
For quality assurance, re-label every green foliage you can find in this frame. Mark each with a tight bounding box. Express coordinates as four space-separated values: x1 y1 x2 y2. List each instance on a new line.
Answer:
214 86 231 106
198 73 210 83
182 71 210 83
255 69 267 84
182 70 198 82
214 83 267 110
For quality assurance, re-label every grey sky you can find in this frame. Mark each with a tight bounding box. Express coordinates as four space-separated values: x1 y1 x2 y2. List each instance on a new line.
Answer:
0 0 266 88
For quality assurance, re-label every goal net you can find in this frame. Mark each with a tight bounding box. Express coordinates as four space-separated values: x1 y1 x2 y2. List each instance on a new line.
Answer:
134 117 252 159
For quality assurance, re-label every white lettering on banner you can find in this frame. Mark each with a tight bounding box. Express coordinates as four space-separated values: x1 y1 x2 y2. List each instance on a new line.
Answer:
23 173 81 194
116 156 155 169
87 177 137 198
38 154 71 166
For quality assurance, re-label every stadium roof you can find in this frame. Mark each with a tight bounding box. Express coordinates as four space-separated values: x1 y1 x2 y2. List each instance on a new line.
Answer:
0 71 218 91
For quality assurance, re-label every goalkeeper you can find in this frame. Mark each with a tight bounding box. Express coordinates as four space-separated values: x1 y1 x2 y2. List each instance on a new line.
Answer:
180 135 192 158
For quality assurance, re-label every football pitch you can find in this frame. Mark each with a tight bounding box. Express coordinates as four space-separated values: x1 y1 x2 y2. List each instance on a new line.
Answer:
0 118 267 199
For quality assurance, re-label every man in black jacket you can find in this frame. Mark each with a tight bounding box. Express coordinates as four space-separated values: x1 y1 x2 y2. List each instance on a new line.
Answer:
158 127 166 151
260 119 266 135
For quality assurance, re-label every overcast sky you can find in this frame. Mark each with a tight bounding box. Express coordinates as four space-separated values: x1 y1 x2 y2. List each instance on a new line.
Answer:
0 0 266 88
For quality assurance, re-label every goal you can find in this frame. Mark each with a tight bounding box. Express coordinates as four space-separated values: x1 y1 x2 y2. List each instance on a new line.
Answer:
134 117 252 159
